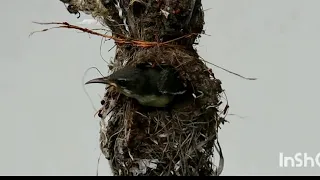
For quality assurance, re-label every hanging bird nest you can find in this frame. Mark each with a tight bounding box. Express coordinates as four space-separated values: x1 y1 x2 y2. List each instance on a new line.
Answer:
33 0 228 176
98 46 225 176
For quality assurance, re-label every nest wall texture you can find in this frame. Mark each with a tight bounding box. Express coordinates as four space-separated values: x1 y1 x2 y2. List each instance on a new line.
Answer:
60 0 226 176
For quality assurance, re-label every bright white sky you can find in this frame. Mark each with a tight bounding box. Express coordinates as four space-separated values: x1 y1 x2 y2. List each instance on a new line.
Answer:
0 0 320 176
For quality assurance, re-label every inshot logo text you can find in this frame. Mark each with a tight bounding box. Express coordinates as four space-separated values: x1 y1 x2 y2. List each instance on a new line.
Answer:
279 152 320 167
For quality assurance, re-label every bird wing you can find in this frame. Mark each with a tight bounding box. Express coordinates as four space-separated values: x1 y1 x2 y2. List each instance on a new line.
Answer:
157 68 186 95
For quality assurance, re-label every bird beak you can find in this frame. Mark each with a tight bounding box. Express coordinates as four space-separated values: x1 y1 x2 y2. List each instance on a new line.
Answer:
85 77 109 85
85 77 118 88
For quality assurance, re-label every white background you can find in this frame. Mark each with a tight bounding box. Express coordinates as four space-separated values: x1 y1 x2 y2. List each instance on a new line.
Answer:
0 0 319 175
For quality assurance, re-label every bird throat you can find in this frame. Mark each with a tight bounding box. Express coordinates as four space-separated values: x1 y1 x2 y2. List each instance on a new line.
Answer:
118 87 172 107
109 82 118 88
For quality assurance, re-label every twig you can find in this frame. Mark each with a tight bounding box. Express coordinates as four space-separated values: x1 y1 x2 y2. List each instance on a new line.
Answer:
30 21 198 48
185 0 196 28
99 32 109 64
228 113 247 119
96 153 102 176
200 56 257 80
82 66 105 112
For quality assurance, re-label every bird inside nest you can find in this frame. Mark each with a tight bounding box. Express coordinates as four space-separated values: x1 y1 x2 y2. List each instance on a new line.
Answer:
85 63 187 108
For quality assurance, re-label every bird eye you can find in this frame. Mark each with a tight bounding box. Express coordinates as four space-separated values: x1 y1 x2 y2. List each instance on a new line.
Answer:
116 79 127 86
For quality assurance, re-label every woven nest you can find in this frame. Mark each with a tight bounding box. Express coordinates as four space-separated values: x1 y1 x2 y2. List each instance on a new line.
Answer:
58 0 227 176
97 47 225 176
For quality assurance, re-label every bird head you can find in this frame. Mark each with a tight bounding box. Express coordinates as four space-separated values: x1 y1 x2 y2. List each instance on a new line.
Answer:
85 66 145 97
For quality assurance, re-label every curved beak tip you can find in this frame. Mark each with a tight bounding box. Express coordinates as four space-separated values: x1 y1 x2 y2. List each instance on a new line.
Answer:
84 77 108 85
